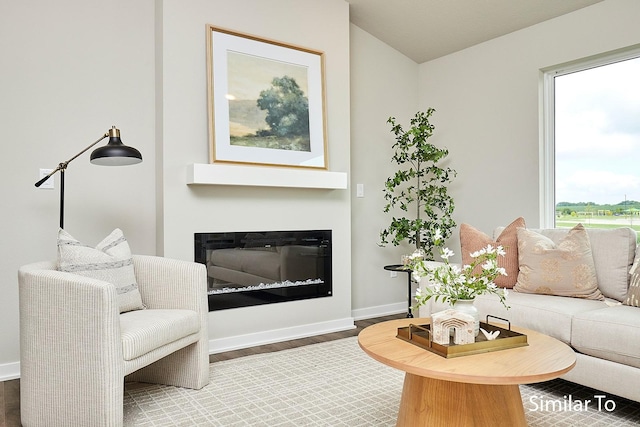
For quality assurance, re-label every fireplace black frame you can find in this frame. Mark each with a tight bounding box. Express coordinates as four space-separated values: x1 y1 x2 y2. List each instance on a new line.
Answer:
195 230 332 310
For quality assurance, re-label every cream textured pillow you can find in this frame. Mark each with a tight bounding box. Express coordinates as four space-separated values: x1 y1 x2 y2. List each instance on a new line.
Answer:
514 224 604 300
530 227 635 301
460 217 525 288
57 228 145 313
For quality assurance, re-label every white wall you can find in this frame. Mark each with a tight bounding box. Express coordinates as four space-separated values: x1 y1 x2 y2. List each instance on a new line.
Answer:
0 0 156 378
349 24 420 317
417 0 640 259
157 0 353 351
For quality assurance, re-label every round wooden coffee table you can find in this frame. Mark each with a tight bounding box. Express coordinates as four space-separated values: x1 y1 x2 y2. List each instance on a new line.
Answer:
358 318 576 427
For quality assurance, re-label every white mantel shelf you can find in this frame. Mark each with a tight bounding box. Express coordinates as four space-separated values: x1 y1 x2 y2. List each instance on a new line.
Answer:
187 163 348 189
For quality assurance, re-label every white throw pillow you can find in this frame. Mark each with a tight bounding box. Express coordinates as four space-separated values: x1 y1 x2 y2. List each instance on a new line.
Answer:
57 228 145 313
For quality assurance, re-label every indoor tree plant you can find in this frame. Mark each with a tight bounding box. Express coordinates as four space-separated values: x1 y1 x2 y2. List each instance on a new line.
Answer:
379 108 456 260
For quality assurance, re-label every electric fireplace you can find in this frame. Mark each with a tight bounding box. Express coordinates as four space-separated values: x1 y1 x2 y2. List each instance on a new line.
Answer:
194 230 332 310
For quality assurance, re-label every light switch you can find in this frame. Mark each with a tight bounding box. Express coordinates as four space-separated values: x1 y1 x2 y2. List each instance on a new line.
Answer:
356 183 364 198
39 169 54 189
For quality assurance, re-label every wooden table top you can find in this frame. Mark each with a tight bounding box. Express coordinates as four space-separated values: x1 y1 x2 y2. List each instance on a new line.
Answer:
358 318 576 385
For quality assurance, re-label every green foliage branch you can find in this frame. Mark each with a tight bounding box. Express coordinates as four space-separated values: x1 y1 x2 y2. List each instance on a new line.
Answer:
379 108 457 260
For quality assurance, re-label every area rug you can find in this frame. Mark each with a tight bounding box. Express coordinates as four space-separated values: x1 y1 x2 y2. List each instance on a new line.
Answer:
123 337 640 426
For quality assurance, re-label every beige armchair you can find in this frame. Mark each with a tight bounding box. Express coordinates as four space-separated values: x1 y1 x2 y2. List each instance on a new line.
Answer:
18 255 209 427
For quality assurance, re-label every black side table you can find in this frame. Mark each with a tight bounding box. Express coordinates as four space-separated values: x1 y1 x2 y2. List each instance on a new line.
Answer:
384 264 414 318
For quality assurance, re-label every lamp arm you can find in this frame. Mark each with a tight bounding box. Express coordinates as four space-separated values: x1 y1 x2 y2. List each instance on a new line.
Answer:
34 132 109 187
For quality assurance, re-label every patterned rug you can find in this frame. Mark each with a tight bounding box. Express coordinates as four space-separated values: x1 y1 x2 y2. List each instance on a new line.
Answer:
123 337 640 426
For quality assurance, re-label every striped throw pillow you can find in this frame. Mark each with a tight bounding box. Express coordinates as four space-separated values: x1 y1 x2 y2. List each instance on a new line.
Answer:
57 228 145 313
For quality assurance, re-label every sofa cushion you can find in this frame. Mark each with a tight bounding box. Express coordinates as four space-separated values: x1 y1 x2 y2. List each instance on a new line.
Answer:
530 227 635 302
120 309 200 361
460 217 525 288
57 228 145 313
432 292 609 344
571 305 640 369
514 224 604 300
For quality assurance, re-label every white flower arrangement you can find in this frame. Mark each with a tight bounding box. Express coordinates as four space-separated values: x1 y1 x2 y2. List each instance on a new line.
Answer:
410 230 510 309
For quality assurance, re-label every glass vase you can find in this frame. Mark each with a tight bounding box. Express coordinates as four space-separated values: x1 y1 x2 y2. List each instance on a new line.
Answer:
452 299 479 337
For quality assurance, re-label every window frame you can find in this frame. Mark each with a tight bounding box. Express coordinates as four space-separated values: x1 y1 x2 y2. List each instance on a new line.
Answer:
540 45 640 228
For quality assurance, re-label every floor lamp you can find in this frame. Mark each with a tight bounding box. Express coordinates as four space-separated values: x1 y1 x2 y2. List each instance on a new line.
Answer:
34 126 143 229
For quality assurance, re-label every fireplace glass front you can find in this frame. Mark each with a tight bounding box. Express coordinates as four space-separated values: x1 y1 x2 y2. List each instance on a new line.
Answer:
194 230 332 310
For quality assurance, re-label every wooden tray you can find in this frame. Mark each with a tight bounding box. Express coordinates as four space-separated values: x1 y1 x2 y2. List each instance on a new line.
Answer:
396 316 528 358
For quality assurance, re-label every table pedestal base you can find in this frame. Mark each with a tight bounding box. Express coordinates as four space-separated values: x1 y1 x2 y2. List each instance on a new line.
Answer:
396 373 526 427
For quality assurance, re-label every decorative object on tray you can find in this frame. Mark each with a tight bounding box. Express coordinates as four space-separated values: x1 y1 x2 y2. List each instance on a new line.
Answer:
451 299 480 336
396 317 528 358
480 327 500 341
431 309 475 345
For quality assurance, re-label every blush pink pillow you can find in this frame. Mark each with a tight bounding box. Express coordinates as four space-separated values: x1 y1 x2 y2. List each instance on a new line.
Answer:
460 217 525 289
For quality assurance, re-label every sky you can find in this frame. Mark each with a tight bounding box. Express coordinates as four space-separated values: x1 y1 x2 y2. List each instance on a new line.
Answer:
555 56 640 205
227 51 308 100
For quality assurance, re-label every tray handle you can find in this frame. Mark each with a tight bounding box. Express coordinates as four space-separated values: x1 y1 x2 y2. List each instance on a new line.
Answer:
485 315 511 331
409 323 433 348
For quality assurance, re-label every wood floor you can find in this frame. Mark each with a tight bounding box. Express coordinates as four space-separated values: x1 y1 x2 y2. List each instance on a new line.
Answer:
0 313 405 427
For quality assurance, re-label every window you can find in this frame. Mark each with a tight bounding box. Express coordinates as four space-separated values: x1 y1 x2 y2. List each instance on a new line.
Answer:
541 48 640 232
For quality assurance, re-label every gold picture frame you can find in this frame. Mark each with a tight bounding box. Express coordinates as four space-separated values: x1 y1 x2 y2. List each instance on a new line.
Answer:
206 25 327 169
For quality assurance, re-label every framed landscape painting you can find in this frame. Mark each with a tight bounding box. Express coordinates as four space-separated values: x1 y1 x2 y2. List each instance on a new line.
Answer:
206 25 327 169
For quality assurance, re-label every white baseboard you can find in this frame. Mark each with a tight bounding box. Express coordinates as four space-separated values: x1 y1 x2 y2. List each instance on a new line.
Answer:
351 302 407 320
208 316 356 354
0 361 20 382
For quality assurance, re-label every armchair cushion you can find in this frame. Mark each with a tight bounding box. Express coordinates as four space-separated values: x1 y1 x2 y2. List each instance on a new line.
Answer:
57 228 145 313
120 309 200 361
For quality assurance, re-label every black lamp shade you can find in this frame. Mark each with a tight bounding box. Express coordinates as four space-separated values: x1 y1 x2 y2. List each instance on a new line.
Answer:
33 125 143 229
90 134 142 166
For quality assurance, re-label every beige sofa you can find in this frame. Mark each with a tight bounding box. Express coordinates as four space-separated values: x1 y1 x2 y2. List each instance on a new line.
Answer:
419 227 640 403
